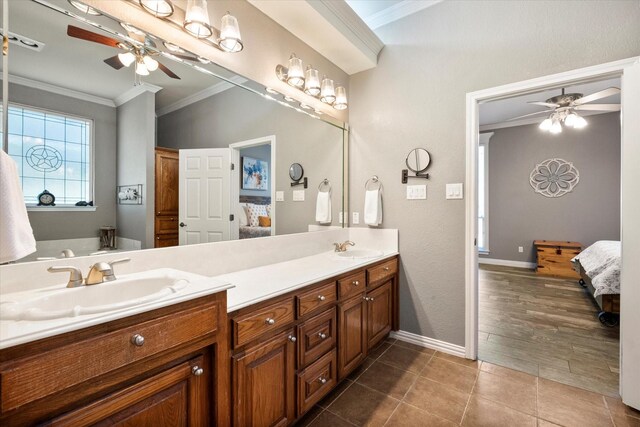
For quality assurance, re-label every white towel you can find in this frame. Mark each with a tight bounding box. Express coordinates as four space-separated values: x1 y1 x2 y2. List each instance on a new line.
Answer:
364 189 382 226
315 191 332 224
0 151 36 263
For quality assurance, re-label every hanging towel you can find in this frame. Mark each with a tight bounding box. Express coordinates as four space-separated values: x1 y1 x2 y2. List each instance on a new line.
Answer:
315 191 332 224
364 189 382 226
0 151 36 263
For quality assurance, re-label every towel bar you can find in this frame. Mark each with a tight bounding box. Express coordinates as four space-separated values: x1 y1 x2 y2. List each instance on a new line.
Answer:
365 176 383 191
318 179 332 193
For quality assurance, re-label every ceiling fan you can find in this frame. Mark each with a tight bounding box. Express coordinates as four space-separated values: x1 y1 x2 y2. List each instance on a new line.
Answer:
508 86 621 134
66 25 197 79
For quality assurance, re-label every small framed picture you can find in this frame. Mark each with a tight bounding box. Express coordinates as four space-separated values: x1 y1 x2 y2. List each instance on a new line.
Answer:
242 157 269 191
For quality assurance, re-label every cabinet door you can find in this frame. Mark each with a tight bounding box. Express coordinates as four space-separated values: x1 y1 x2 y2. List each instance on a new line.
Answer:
155 148 179 217
50 356 209 427
155 233 179 248
367 281 393 350
338 294 367 380
233 329 296 427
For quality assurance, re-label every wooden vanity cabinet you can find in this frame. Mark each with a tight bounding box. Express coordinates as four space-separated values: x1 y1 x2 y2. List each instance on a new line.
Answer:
0 291 229 427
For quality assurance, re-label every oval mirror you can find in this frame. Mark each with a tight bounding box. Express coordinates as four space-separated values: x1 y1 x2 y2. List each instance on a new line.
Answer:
406 148 431 173
289 163 304 181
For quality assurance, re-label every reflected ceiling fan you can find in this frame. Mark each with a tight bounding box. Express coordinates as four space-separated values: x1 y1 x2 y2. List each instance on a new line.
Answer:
508 86 621 134
67 25 193 79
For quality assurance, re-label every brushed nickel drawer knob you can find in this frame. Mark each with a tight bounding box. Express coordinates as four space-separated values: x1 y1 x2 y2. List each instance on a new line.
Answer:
318 332 327 340
318 377 327 384
131 334 145 347
192 366 204 376
265 318 276 325
369 297 375 302
384 267 390 271
352 280 360 286
289 335 297 342
318 295 326 301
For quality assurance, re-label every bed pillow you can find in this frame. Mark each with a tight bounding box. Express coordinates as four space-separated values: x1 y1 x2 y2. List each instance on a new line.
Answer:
246 203 268 227
238 204 249 226
265 204 272 217
258 216 271 227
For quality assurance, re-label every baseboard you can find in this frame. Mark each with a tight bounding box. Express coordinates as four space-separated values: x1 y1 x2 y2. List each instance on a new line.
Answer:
478 257 536 269
390 330 466 358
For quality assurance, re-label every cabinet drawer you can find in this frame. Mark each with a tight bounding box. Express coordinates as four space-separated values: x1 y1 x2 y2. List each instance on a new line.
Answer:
367 259 398 287
297 281 337 319
155 216 178 235
338 271 365 299
1 303 218 413
233 298 295 348
298 308 337 369
297 349 337 416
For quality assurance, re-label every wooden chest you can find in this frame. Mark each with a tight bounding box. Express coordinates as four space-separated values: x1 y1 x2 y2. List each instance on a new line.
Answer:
534 240 582 279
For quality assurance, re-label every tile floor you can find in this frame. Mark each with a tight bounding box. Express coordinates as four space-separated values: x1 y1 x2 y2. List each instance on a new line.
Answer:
295 339 640 427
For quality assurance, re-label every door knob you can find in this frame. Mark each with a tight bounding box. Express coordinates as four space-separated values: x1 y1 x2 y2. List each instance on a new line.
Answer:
179 222 186 227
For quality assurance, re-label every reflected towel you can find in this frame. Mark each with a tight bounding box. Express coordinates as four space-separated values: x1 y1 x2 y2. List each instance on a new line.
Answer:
364 189 382 226
0 151 36 263
315 191 332 224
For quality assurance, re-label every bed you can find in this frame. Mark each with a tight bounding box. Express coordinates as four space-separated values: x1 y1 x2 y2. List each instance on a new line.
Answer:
571 240 620 327
238 195 272 240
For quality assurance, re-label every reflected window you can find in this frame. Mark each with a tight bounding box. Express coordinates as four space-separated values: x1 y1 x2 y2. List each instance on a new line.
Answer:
1 104 92 205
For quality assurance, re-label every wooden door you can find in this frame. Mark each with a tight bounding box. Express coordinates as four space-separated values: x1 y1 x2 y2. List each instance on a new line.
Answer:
366 281 393 350
50 356 209 426
155 148 179 248
338 294 367 380
233 329 296 427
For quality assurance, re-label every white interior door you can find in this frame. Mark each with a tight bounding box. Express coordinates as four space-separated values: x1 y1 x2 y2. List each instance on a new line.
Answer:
179 149 231 245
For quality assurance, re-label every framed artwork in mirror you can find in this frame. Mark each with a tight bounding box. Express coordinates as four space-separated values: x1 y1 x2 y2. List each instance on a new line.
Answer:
242 157 269 190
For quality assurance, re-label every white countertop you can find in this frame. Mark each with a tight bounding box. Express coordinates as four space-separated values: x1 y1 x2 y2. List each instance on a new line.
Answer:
222 250 399 312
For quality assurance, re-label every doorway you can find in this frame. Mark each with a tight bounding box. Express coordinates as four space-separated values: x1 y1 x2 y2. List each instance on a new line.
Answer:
464 57 640 409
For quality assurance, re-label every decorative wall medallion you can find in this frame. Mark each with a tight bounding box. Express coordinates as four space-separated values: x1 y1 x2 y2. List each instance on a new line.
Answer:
26 145 63 172
529 158 579 198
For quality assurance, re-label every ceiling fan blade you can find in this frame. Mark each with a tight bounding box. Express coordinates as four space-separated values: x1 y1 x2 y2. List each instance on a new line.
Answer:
574 104 621 112
572 87 620 105
104 55 125 70
507 109 555 121
528 101 558 108
158 62 181 80
67 25 121 48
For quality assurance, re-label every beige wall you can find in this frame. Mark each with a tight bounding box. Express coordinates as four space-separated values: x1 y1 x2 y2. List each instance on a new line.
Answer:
348 0 640 345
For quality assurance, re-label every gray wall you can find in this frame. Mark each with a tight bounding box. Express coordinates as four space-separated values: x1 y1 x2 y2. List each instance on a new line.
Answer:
239 144 271 198
157 86 343 235
348 1 640 345
8 82 117 241
116 92 156 249
480 113 620 263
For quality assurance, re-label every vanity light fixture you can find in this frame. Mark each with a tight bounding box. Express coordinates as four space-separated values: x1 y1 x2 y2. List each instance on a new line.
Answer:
299 103 311 110
333 86 348 110
265 87 279 95
183 0 213 39
120 22 146 37
218 12 243 52
163 41 184 53
320 77 336 104
304 66 321 96
286 54 305 88
139 0 174 18
284 95 295 102
68 0 101 16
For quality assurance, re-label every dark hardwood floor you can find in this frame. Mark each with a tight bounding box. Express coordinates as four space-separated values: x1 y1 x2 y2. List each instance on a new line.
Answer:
478 264 620 397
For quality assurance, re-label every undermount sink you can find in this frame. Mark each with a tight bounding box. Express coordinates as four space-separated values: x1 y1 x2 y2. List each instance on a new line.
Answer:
0 268 203 321
335 249 384 259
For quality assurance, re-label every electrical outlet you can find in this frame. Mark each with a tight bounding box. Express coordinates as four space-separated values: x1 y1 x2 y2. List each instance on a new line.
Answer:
292 190 305 201
352 212 360 224
518 246 524 253
275 191 284 202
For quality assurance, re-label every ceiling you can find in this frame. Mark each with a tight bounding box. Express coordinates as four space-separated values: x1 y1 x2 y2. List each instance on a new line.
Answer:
479 77 621 129
346 0 443 30
3 0 238 111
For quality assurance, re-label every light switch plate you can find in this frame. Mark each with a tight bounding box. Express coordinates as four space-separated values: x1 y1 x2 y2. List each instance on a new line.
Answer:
339 212 346 224
406 185 427 200
292 190 305 201
518 246 524 253
446 183 464 200
275 191 284 202
352 212 360 224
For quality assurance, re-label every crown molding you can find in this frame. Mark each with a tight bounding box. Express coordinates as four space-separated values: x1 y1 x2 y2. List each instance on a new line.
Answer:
365 0 443 30
2 74 116 107
114 83 163 107
156 75 248 117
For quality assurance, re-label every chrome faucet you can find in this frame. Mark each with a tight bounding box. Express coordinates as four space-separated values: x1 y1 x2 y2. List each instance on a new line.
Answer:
333 241 355 252
60 249 76 258
86 258 130 285
48 266 84 288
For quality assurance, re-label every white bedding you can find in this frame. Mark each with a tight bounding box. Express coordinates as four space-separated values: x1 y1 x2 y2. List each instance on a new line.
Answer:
572 240 621 297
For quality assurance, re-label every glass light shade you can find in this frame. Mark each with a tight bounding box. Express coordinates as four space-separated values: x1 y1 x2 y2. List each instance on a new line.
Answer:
118 52 136 67
333 86 348 110
184 0 213 39
549 120 562 134
143 56 159 71
564 112 577 127
539 118 553 131
218 13 243 52
304 67 321 96
573 115 588 129
320 77 335 104
135 60 149 76
68 0 101 15
139 0 174 17
286 54 305 88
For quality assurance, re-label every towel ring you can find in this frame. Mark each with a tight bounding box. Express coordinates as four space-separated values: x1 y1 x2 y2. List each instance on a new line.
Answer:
365 175 383 191
318 178 332 193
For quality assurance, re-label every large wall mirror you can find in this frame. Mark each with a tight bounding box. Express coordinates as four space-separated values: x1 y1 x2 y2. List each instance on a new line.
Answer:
1 0 346 263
